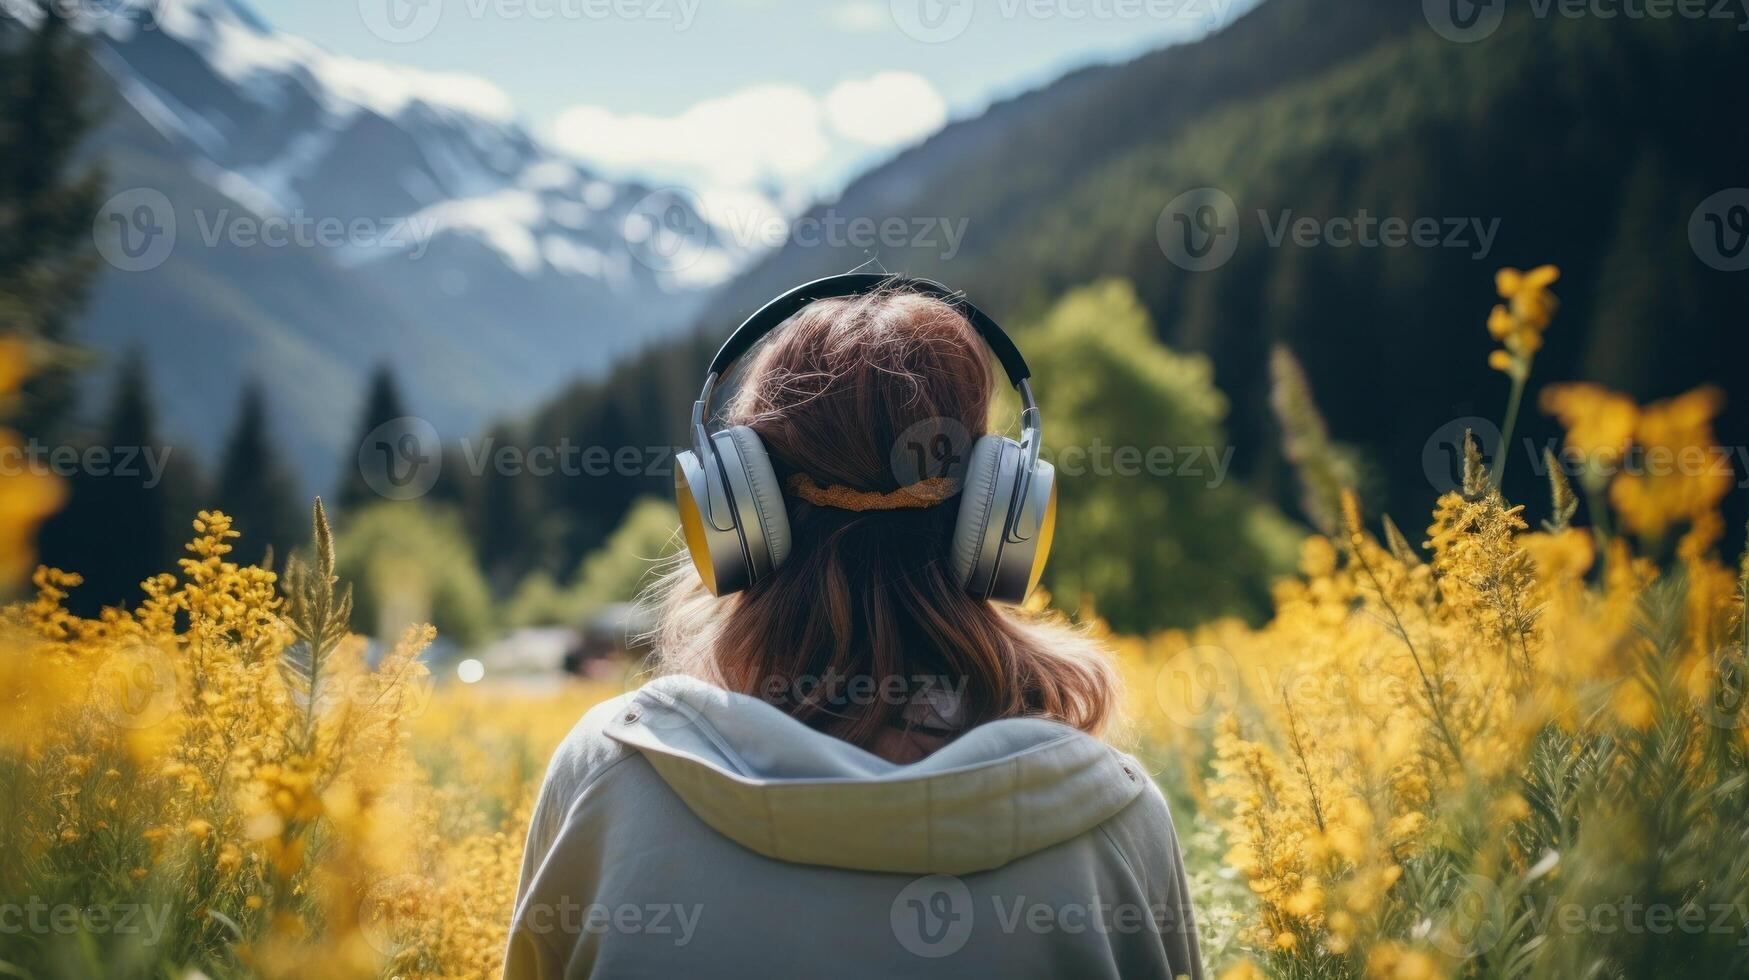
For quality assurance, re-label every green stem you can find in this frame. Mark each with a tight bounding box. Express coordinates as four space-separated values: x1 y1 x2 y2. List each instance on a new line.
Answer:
1351 540 1466 767
1576 477 1615 584
1491 366 1528 488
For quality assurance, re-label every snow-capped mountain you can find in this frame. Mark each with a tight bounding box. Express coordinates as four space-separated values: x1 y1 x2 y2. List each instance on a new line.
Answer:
54 0 736 488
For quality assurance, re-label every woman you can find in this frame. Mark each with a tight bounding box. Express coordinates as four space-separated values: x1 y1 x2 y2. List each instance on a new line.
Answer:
505 276 1202 979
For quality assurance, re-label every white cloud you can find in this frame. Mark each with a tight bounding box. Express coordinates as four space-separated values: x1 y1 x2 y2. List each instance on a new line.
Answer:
823 72 948 146
547 84 828 189
546 73 948 199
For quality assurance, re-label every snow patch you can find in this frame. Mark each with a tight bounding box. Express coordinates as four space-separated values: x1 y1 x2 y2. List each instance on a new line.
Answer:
541 236 605 279
519 160 580 193
405 188 546 277
148 0 516 124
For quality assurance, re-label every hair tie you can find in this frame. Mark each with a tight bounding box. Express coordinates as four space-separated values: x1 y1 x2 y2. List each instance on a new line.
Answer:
786 473 962 512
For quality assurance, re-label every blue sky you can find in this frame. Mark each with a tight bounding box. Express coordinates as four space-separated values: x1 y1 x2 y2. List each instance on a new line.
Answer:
249 0 1260 201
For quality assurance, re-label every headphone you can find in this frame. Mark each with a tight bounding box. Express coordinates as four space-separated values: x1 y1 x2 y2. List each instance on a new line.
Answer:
673 273 1057 604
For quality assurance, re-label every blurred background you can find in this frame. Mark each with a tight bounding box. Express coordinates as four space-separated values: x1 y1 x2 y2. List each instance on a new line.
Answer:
5 0 1747 674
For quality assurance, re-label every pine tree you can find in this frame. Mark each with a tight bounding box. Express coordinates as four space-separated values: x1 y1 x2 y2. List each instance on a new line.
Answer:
0 5 106 436
471 422 537 587
337 364 412 513
38 354 178 613
214 381 302 565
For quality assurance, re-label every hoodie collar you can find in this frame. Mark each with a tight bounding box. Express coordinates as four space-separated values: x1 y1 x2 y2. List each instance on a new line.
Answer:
606 675 1146 875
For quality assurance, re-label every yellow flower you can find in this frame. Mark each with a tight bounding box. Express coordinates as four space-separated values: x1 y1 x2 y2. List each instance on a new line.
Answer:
1496 264 1560 328
1541 382 1638 481
1368 943 1443 980
1219 961 1267 980
1486 265 1559 376
1486 304 1515 340
1520 528 1594 583
1609 386 1730 541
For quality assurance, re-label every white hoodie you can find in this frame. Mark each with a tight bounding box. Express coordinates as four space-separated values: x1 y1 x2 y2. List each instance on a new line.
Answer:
505 675 1203 979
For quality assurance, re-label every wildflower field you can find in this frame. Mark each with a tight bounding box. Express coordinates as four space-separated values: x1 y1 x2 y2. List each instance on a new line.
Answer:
1 267 1746 979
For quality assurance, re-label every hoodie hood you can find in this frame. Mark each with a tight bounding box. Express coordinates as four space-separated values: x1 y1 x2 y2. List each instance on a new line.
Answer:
605 675 1147 876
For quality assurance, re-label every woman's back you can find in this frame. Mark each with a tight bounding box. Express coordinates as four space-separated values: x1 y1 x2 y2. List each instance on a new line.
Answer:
507 279 1202 978
506 677 1201 979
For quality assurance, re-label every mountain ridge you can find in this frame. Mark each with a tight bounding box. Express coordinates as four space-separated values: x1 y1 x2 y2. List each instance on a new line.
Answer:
54 0 732 490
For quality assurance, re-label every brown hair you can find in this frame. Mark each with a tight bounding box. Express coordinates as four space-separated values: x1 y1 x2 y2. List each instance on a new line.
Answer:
648 287 1118 748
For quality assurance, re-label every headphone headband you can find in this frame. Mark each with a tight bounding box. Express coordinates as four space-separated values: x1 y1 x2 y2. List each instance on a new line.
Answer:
708 273 1032 386
675 273 1056 602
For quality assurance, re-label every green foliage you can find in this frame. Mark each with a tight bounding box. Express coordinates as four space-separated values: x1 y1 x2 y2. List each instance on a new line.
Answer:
37 354 201 614
0 4 106 435
281 499 352 752
1011 280 1298 632
1542 449 1579 533
214 382 303 565
1268 344 1361 535
506 497 679 627
334 500 493 649
697 0 1749 524
336 364 410 514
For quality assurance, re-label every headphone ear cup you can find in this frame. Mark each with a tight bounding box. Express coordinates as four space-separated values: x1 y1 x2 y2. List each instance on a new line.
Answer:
674 446 743 596
718 425 791 573
989 458 1055 604
949 435 1018 596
